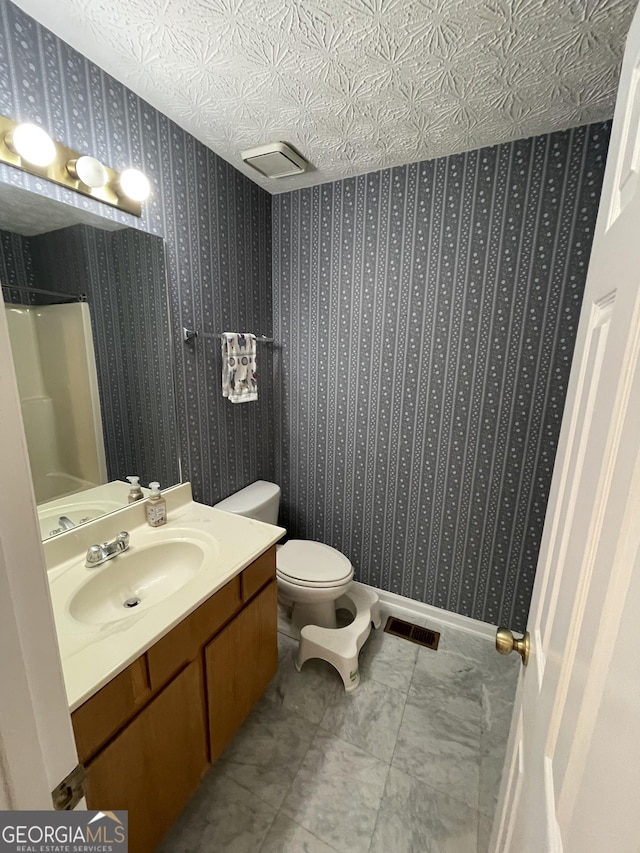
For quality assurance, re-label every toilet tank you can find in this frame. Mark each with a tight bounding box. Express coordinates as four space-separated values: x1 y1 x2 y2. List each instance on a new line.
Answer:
213 480 281 525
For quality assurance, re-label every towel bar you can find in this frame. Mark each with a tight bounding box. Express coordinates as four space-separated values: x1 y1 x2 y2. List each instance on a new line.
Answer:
182 327 274 343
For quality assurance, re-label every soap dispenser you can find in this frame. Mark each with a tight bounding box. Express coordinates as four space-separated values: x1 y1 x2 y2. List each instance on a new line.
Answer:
126 476 144 503
145 482 167 527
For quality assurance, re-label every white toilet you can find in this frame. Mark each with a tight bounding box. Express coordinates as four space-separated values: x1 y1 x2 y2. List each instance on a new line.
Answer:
275 539 354 633
214 480 380 691
213 480 352 631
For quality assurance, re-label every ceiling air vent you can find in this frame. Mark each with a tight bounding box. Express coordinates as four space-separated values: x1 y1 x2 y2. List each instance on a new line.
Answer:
241 142 309 178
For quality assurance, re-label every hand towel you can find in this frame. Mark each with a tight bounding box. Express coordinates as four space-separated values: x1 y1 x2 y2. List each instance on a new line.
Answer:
221 332 257 403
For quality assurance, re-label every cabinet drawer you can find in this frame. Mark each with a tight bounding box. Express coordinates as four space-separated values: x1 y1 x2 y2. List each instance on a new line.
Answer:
147 575 241 691
72 656 151 764
241 546 276 603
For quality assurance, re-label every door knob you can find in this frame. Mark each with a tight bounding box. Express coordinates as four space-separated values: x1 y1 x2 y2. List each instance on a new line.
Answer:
496 627 530 666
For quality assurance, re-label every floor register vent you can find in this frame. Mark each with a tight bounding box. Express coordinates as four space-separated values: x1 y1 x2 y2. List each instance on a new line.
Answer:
384 616 440 650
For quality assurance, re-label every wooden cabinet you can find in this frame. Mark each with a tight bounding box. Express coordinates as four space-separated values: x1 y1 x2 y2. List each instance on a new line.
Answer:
206 579 278 761
85 661 207 853
73 656 151 764
72 546 277 852
240 547 276 602
146 573 241 692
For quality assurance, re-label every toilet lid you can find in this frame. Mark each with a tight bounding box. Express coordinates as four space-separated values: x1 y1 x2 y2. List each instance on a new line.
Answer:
276 540 353 586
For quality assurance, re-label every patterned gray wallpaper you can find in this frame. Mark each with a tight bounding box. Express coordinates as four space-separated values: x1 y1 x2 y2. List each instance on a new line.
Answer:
0 0 612 629
0 229 34 290
0 0 273 506
273 123 610 631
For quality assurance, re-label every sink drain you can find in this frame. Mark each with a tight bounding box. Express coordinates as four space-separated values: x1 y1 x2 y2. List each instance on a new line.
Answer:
124 597 141 609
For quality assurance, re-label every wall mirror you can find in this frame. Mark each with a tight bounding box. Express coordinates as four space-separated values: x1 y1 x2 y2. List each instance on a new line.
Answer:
0 184 181 540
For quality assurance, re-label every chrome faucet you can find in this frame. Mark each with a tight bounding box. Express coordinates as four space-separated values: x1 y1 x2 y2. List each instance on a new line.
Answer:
59 516 75 531
85 531 130 568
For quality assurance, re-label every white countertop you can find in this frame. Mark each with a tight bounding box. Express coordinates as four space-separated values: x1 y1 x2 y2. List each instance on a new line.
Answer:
45 483 285 711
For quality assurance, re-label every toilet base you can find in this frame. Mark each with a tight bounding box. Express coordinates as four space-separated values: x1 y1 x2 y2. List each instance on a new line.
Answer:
295 586 381 692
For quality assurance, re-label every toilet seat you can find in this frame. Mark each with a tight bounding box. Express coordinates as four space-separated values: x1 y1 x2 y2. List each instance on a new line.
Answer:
276 572 353 590
276 539 353 587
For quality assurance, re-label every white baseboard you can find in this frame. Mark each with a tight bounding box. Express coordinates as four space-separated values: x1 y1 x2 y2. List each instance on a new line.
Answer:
352 581 497 641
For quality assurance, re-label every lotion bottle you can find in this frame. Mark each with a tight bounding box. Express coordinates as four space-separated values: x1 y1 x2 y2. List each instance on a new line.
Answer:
145 481 167 527
126 476 144 503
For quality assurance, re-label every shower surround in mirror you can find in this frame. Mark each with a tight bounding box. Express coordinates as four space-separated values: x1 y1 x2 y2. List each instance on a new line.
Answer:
1 225 179 490
4 301 106 503
273 123 610 632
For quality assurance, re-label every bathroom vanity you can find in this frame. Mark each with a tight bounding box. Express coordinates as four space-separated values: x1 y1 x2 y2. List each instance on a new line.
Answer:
44 484 285 853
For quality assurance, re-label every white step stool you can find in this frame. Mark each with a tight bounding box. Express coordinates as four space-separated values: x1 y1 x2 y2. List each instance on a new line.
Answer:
295 585 381 692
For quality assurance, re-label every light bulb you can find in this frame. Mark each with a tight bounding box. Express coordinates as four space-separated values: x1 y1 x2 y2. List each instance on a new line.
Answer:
7 122 56 167
67 155 107 188
119 168 151 202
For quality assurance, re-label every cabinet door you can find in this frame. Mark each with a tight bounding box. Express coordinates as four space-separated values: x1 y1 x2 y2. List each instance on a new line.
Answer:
85 661 208 853
206 579 278 762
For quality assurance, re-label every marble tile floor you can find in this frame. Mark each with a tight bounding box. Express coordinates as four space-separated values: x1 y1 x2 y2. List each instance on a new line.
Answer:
157 609 519 853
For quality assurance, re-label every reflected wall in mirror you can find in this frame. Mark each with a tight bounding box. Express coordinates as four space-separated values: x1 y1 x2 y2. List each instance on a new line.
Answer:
0 204 181 540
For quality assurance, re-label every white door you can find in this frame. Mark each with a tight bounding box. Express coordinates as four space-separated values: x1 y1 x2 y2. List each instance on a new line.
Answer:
493 6 640 852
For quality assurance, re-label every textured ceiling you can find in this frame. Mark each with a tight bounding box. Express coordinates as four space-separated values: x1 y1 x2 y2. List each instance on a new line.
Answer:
13 0 638 193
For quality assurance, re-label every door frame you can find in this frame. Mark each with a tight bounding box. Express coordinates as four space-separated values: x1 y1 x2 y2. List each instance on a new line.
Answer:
0 303 79 809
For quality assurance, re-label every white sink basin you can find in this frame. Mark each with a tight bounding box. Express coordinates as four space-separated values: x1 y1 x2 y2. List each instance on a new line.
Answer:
68 537 208 625
45 489 286 710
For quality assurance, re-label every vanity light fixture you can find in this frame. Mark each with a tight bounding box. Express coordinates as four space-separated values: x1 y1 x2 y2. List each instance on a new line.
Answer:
4 122 56 167
66 155 108 189
118 168 151 202
0 114 149 217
